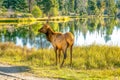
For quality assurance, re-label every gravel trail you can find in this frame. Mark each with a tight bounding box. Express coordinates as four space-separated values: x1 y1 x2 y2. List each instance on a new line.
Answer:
0 63 57 80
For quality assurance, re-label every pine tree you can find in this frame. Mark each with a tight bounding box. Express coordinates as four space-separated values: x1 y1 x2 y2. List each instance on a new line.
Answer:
87 0 97 15
74 0 87 15
2 0 28 12
104 0 116 16
69 0 75 13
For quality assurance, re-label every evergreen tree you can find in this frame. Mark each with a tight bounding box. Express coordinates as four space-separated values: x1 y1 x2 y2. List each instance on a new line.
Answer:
58 0 65 15
116 0 120 9
16 0 28 12
69 0 75 13
96 0 106 16
104 0 117 16
2 0 28 12
87 0 97 15
74 0 87 15
38 0 53 15
0 0 3 8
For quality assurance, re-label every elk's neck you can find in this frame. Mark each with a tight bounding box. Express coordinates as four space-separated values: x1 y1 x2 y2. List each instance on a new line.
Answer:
45 28 54 42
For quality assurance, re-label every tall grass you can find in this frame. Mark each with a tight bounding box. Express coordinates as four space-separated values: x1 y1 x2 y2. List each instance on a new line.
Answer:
0 42 120 79
0 42 120 69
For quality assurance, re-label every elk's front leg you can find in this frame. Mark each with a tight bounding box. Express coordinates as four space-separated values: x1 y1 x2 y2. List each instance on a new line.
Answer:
54 48 58 65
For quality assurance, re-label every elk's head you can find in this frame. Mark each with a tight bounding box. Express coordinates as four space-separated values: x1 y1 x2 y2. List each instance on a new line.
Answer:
38 23 50 33
38 16 51 33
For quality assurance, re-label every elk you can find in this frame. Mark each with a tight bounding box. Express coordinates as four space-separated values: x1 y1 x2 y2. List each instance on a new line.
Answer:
38 23 74 67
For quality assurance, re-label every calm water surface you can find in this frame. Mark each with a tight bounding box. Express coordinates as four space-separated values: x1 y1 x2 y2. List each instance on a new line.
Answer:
0 18 120 49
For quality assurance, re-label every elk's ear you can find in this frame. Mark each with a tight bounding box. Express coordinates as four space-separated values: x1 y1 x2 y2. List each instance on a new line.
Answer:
46 24 50 28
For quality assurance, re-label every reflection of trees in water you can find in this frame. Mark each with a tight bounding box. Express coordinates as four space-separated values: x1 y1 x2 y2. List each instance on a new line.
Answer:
66 17 117 43
0 18 119 48
104 18 116 42
1 25 17 43
0 23 51 49
87 18 97 33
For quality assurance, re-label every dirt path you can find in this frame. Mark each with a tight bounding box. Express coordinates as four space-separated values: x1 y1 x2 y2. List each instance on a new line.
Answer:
0 63 57 80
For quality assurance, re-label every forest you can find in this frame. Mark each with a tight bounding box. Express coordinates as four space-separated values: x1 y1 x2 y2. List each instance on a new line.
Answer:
0 0 120 18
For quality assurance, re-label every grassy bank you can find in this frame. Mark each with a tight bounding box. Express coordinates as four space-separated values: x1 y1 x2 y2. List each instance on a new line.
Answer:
0 42 120 79
0 16 71 24
0 18 36 23
37 16 71 22
0 16 113 24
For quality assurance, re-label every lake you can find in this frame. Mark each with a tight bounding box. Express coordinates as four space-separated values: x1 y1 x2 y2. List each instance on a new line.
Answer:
0 17 120 49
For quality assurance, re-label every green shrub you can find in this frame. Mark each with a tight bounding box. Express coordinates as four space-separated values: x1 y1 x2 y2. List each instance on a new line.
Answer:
31 5 43 18
49 7 59 16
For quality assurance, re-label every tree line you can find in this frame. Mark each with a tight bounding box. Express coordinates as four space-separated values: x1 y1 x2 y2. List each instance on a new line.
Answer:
0 0 120 17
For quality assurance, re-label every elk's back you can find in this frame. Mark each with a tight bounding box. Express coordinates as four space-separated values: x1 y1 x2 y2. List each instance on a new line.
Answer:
52 32 67 49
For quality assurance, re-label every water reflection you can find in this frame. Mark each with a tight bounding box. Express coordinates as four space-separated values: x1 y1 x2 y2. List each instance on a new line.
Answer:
0 17 120 49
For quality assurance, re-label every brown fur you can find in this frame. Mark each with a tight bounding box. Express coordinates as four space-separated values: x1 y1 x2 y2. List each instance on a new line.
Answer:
38 23 74 67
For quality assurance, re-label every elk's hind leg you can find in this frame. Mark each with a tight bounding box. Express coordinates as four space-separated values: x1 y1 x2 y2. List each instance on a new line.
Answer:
58 50 61 64
60 48 67 67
